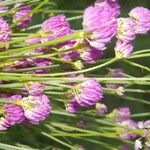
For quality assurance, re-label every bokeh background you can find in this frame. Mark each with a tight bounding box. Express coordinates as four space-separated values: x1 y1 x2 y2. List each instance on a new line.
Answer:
0 0 150 150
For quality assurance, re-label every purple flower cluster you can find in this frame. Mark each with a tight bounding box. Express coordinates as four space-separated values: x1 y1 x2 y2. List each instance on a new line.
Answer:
66 78 103 113
83 3 118 51
115 7 150 58
108 107 138 141
0 82 51 130
13 2 32 28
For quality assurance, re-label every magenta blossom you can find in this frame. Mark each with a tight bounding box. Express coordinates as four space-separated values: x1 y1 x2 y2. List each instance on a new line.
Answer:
0 95 25 130
83 5 117 50
117 18 136 42
79 45 103 64
67 78 103 111
111 107 131 121
129 7 150 34
118 119 138 140
42 14 72 41
115 40 134 58
13 3 32 28
95 0 120 17
22 94 51 124
0 18 12 43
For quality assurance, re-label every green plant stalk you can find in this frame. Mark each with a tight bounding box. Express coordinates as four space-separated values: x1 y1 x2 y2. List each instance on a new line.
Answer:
131 112 150 118
42 132 77 150
103 87 150 94
0 31 88 56
124 60 150 72
133 49 150 55
42 9 83 14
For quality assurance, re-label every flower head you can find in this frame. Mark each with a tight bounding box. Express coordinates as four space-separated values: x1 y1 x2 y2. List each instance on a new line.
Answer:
79 45 103 64
0 18 12 43
42 14 72 41
67 78 103 108
22 94 51 124
111 107 131 121
0 94 25 130
129 7 150 34
24 82 45 96
118 119 138 140
13 3 32 28
95 0 120 17
83 5 117 50
96 103 107 115
115 40 133 58
66 100 80 113
117 18 136 42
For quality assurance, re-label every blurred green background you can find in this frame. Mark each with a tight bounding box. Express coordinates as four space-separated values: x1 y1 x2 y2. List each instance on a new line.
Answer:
0 0 150 150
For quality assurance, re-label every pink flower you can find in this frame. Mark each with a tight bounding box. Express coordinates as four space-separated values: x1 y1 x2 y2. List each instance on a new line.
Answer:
0 18 11 43
13 3 32 28
115 40 134 58
129 7 150 34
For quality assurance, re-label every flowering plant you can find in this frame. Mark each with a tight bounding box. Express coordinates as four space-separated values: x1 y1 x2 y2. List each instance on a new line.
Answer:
0 0 149 149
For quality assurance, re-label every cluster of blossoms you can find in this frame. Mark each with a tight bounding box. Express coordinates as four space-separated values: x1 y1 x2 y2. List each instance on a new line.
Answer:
107 107 150 149
0 82 51 130
115 6 150 58
0 1 149 149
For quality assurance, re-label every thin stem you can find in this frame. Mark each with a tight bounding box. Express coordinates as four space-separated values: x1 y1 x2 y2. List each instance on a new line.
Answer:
42 9 83 14
133 49 150 55
0 31 87 56
37 58 117 76
124 60 150 72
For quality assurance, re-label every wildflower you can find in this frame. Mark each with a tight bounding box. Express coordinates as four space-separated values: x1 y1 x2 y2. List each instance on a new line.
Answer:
96 103 107 115
0 94 25 130
79 45 103 64
13 3 32 28
115 40 134 58
83 5 117 50
118 119 138 140
42 14 72 41
24 82 45 96
66 100 80 113
109 107 131 121
67 78 103 108
0 18 12 43
116 18 136 42
22 94 51 124
129 7 150 34
95 0 120 17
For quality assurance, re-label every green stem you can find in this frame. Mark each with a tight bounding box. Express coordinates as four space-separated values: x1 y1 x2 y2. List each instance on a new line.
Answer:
0 31 87 56
13 64 60 72
39 58 117 76
104 87 150 94
42 9 83 14
131 112 150 118
129 53 150 59
133 49 150 55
